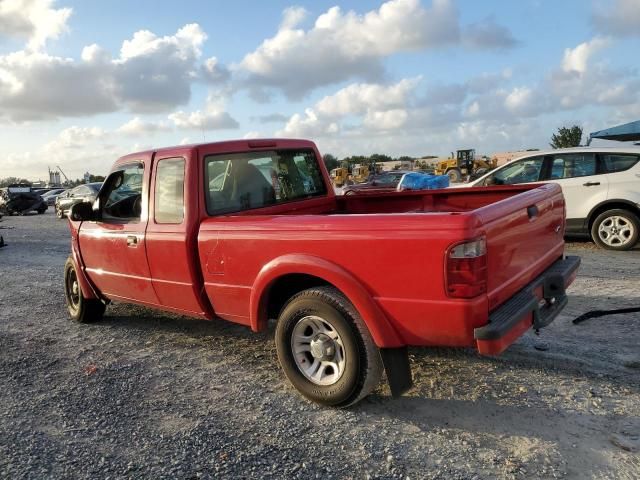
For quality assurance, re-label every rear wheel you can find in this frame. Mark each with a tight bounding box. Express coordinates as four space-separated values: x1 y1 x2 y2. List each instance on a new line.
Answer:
37 208 46 214
447 168 462 183
275 287 383 407
64 257 105 323
591 209 639 251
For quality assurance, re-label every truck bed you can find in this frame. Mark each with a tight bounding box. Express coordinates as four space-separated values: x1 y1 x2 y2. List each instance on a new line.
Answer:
198 183 566 349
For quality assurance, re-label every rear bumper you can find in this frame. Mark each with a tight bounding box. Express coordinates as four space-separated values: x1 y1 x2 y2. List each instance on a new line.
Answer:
474 255 580 355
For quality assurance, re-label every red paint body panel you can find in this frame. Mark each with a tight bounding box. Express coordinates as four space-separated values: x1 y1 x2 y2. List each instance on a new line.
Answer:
145 148 213 317
79 151 158 305
68 138 575 356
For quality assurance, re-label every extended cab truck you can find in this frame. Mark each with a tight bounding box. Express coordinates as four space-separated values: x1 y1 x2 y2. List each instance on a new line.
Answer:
64 139 580 407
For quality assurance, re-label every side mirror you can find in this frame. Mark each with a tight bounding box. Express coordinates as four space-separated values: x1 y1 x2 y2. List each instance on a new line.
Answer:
69 201 94 221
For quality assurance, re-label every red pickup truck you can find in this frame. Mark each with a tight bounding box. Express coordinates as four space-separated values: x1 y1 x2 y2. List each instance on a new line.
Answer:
64 139 579 407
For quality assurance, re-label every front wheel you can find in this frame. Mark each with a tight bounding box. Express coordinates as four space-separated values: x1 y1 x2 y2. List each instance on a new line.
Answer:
275 287 383 407
64 257 105 323
447 168 462 183
591 209 639 251
56 206 64 219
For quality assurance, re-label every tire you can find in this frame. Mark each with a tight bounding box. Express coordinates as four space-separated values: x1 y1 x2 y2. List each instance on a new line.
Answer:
37 208 46 214
56 206 64 219
275 286 383 407
447 168 462 183
344 189 357 195
64 257 105 323
591 209 640 251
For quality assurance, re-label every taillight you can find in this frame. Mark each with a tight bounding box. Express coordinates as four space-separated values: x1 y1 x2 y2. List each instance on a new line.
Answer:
446 237 487 298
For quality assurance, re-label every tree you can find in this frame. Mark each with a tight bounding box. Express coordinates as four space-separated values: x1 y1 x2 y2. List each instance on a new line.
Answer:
550 125 583 149
0 177 31 187
322 154 339 172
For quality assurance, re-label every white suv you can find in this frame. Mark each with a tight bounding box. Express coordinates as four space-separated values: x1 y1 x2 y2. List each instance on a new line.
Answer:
468 147 640 250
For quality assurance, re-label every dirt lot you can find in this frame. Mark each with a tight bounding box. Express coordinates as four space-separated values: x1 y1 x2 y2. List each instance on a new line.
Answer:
0 212 638 479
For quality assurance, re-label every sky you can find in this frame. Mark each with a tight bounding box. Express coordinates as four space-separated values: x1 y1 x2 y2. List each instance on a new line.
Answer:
1 0 639 181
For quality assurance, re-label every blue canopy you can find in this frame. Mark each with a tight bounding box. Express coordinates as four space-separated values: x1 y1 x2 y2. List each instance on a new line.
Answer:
588 120 640 144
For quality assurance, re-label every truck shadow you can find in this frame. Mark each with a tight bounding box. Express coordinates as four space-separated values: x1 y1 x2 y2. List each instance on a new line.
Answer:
360 393 639 474
95 304 640 470
96 296 639 394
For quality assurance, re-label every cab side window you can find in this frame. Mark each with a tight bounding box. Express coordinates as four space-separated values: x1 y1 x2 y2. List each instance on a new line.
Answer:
154 158 185 224
549 153 596 179
601 154 640 173
101 164 144 222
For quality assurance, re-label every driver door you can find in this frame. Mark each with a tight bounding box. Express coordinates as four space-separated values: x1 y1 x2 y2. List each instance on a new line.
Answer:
79 157 158 305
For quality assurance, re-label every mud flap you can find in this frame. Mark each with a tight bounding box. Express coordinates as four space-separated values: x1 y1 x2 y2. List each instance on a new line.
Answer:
380 347 413 397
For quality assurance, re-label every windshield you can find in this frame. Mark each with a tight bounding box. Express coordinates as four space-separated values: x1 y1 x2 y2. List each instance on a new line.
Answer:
485 157 544 185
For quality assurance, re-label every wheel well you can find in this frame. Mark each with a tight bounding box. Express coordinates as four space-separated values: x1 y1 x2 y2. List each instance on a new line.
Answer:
587 201 640 230
265 274 332 321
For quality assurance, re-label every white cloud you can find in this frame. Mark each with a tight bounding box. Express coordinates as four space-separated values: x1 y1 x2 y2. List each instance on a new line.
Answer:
315 78 420 117
561 36 609 74
117 117 170 136
363 109 408 130
43 126 106 151
462 17 518 50
465 101 480 117
4 125 118 180
0 23 232 121
200 56 230 84
278 79 420 137
592 0 640 37
253 113 290 124
242 131 262 139
504 87 534 113
238 0 516 99
280 6 307 29
0 50 118 121
0 0 72 50
272 30 640 161
169 96 239 130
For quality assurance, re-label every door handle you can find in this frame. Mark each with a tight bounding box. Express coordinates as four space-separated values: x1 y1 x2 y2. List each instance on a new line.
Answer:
583 182 600 186
527 205 538 219
127 235 138 247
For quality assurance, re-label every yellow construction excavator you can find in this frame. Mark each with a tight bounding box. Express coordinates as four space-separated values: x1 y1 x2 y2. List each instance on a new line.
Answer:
330 167 350 187
351 164 383 184
434 149 497 183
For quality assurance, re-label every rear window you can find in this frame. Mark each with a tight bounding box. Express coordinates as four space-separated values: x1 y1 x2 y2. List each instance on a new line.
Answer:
155 158 185 224
205 149 326 215
601 154 640 173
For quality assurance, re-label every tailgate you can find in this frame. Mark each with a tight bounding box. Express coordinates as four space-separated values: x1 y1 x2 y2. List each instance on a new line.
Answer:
475 184 566 311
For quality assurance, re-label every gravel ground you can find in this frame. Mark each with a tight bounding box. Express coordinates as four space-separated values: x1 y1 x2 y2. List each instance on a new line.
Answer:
0 212 638 479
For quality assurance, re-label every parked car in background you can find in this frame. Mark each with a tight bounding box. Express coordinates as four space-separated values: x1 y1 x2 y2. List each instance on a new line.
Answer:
41 188 67 206
342 171 414 195
0 184 48 215
55 183 102 218
467 147 640 250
